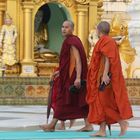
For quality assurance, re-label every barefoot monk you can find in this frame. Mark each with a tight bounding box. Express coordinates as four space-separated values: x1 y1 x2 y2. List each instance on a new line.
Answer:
86 21 133 137
41 20 93 132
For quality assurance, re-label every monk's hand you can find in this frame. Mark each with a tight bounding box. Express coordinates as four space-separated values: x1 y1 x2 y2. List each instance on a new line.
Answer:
51 71 59 80
74 78 81 89
101 74 110 85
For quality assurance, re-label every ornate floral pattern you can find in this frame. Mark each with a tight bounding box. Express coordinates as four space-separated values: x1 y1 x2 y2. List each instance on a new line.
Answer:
4 85 14 95
15 86 25 97
0 78 139 104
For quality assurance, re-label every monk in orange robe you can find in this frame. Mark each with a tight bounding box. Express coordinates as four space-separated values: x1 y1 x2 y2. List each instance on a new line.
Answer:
86 21 133 137
40 20 93 132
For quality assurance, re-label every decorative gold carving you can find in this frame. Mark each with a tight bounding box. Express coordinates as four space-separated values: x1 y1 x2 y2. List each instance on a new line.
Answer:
33 0 40 4
97 0 103 8
59 0 74 7
26 85 48 97
33 0 74 7
33 0 48 4
0 77 50 104
0 77 140 105
0 1 6 11
97 0 103 21
37 63 58 76
75 0 90 4
110 14 136 78
128 86 138 97
22 1 34 10
125 79 140 105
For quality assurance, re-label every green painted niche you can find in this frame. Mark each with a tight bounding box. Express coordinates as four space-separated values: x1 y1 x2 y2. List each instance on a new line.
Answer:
34 3 71 54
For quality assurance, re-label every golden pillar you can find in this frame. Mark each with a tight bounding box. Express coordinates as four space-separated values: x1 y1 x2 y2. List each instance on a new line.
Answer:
20 1 36 77
89 0 99 32
0 0 6 26
88 0 103 31
77 4 88 55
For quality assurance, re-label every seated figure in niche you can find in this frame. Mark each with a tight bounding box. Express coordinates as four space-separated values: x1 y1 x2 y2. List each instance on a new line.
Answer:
34 9 58 63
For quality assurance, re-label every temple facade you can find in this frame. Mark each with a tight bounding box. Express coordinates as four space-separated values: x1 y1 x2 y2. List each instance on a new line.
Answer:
0 0 103 77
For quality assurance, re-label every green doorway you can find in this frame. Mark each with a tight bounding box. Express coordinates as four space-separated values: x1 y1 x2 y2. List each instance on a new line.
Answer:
34 3 71 54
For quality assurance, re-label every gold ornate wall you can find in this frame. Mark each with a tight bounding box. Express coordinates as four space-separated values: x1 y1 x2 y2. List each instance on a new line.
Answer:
0 0 103 77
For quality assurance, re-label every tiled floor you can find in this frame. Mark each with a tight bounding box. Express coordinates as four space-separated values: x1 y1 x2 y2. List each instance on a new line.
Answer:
0 105 139 139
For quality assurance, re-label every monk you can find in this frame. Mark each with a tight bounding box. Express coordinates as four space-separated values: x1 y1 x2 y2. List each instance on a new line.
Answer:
50 71 66 130
86 21 133 137
40 20 93 131
50 70 75 130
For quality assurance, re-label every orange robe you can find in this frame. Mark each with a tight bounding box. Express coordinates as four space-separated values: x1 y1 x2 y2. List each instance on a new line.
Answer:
86 35 133 125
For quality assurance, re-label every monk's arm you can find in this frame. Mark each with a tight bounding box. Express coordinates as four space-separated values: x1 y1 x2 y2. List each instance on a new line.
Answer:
71 46 82 87
103 56 110 76
102 56 110 85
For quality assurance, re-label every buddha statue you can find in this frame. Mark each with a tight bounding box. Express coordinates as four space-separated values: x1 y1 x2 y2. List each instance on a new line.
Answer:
34 9 58 64
34 10 48 48
0 12 17 67
110 14 136 78
0 12 19 76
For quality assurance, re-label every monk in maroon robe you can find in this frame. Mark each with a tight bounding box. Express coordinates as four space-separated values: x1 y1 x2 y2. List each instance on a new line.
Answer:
40 20 93 131
51 70 75 130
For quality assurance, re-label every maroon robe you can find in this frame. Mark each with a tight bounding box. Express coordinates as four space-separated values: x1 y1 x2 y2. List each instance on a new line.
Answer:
53 35 88 121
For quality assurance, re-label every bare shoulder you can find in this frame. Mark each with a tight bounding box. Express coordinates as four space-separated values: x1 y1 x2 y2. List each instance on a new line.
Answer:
71 45 79 52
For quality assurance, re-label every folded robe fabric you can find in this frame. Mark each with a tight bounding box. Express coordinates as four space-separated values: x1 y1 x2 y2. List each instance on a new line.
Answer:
86 35 133 124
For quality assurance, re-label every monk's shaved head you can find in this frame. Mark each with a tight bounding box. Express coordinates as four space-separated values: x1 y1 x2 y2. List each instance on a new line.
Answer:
61 20 74 37
97 21 110 35
63 20 74 29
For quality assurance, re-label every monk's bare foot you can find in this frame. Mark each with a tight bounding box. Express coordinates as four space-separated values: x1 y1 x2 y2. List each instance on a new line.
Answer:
90 131 106 137
57 123 65 130
57 125 65 130
69 119 75 128
39 124 55 132
119 121 129 136
77 125 93 132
